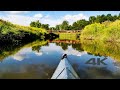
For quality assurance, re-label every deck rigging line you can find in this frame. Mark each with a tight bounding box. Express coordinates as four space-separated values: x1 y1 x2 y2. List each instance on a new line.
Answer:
56 68 65 79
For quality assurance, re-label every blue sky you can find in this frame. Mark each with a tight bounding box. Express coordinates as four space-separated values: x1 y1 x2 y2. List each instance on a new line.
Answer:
0 11 120 27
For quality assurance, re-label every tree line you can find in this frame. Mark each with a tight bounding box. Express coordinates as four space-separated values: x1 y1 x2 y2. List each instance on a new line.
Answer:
30 20 49 30
30 13 120 30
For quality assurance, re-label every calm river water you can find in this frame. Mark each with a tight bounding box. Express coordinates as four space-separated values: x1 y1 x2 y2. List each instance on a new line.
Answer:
0 39 120 79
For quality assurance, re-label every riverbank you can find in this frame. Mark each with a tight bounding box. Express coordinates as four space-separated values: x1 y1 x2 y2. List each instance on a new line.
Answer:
0 19 47 45
80 20 120 43
58 33 80 40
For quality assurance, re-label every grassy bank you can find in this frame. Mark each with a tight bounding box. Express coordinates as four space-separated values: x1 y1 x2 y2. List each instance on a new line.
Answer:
80 20 120 42
59 33 80 40
0 19 47 44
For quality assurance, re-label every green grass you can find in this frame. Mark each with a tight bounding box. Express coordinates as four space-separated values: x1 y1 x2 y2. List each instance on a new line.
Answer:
0 19 47 35
59 33 79 40
0 19 47 44
80 20 120 42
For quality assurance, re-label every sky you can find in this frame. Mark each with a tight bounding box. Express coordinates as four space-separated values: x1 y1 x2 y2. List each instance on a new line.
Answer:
0 11 120 27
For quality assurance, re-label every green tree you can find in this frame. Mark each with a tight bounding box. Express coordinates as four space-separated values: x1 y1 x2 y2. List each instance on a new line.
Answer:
35 20 41 28
89 16 96 23
61 20 69 30
41 24 49 30
72 22 79 30
95 15 102 23
30 21 36 27
49 27 56 30
55 25 61 30
118 13 120 20
106 14 113 21
76 19 90 29
30 20 41 28
113 15 118 21
100 14 107 22
67 25 73 30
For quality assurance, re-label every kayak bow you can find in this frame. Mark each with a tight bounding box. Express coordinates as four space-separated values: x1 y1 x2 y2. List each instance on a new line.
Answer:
51 54 80 79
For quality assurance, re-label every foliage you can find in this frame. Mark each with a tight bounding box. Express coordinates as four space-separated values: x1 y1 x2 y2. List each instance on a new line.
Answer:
0 19 47 44
49 13 120 30
81 40 120 62
59 33 79 40
30 20 49 30
80 20 120 42
61 20 69 30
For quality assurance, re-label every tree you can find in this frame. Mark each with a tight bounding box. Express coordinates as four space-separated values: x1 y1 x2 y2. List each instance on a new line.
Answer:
118 13 120 20
55 25 61 30
49 27 56 30
35 20 41 28
72 22 79 30
76 19 90 29
30 20 41 28
113 15 118 21
96 15 102 23
89 16 96 23
106 14 113 21
100 14 107 22
30 21 36 27
41 24 49 30
61 20 69 30
67 25 73 30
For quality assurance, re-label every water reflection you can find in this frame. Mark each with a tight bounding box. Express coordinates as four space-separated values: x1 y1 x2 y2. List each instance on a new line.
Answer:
0 39 120 79
12 48 32 61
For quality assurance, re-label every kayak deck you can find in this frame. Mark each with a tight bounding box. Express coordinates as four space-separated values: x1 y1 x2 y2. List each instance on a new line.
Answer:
51 58 80 79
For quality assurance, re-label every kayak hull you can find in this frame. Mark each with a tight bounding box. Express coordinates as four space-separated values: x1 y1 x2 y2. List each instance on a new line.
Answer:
51 58 80 79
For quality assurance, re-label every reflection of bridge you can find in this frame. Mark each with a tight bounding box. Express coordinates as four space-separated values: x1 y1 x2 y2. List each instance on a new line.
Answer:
48 40 80 44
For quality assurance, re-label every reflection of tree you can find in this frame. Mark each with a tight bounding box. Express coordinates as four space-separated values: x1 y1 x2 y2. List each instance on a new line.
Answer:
0 42 25 61
32 41 49 52
60 43 69 50
32 46 41 52
0 40 49 62
81 40 120 62
71 43 84 52
54 40 84 52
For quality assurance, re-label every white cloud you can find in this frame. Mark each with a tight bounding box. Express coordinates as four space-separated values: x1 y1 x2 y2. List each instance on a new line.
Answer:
0 13 61 27
3 11 30 14
0 15 38 26
64 46 87 56
12 53 26 61
33 13 43 18
40 18 62 27
64 50 87 56
41 43 63 52
35 52 43 56
0 13 89 27
62 13 89 25
63 13 88 21
12 48 32 61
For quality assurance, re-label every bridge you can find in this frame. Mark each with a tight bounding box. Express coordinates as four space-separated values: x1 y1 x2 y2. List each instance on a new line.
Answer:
47 30 82 34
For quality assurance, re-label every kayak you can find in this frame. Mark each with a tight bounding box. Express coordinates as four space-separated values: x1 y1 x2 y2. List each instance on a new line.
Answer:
51 54 80 79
